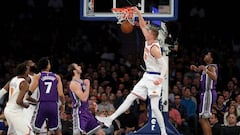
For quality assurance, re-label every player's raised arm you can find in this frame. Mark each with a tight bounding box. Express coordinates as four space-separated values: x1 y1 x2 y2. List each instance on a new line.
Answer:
133 7 149 38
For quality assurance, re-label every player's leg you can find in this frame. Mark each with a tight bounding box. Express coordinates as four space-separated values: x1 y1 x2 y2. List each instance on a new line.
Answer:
147 75 167 135
32 112 47 134
96 93 138 128
4 107 34 135
4 107 15 135
12 112 34 135
47 102 62 135
150 96 167 135
199 90 209 135
96 79 147 127
199 90 217 135
199 118 211 135
55 129 63 135
86 111 106 135
5 119 16 135
110 93 138 121
32 102 56 134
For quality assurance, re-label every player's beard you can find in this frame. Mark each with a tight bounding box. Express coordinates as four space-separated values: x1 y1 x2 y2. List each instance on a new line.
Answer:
76 69 82 75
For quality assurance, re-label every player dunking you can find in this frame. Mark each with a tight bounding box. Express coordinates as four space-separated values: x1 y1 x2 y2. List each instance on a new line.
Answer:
67 63 105 135
0 62 35 135
190 49 218 135
97 7 168 135
29 57 65 135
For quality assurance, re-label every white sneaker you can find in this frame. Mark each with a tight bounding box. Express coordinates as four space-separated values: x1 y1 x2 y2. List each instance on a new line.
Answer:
95 115 106 123
95 116 112 128
202 112 211 118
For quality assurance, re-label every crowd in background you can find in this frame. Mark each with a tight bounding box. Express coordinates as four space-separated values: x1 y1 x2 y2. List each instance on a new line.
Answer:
0 0 240 135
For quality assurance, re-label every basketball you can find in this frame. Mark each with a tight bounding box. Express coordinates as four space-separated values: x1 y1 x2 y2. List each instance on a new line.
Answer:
120 21 133 34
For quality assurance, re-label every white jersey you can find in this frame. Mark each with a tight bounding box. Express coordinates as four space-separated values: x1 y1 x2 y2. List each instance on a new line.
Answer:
4 76 35 135
144 41 163 73
6 76 25 109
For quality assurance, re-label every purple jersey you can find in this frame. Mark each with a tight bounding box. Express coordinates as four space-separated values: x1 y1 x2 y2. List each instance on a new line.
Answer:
68 79 88 109
199 64 218 118
38 72 58 102
32 71 61 133
200 64 218 92
68 79 100 134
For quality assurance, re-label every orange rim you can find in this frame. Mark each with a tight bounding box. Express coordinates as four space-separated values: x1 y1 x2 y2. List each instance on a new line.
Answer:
112 7 134 13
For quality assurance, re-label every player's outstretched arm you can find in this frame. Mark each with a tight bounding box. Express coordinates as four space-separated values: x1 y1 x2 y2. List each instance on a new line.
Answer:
0 81 10 99
132 7 149 38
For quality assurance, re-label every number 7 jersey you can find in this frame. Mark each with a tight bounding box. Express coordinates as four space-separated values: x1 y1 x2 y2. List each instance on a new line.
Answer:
38 72 58 102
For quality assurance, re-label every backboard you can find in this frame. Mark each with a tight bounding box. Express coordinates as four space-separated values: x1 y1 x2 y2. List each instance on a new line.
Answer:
80 0 178 21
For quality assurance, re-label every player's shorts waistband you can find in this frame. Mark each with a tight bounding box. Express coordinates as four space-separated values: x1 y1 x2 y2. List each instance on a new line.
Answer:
146 71 161 75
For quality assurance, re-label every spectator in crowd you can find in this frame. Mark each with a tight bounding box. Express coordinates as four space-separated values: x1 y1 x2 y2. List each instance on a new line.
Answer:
117 107 138 134
209 113 221 135
97 92 115 116
168 100 182 128
114 90 124 110
172 94 190 134
169 85 181 103
212 106 224 125
227 80 239 100
234 94 240 117
181 87 197 134
220 113 240 135
223 104 238 126
213 94 227 117
223 90 231 106
138 101 148 129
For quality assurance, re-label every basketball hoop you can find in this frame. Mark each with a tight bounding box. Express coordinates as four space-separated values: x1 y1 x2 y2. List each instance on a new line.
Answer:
112 7 135 25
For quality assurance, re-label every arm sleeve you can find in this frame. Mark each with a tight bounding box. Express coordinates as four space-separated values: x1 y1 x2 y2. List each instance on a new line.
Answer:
0 88 7 99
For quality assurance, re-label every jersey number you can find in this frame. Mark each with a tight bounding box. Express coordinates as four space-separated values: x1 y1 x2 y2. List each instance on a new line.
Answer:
44 82 52 94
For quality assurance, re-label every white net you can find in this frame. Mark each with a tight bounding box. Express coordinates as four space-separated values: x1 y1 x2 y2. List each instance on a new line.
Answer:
112 7 135 25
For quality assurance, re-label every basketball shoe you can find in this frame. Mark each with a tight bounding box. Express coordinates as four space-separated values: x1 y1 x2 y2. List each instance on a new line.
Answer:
95 116 112 128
